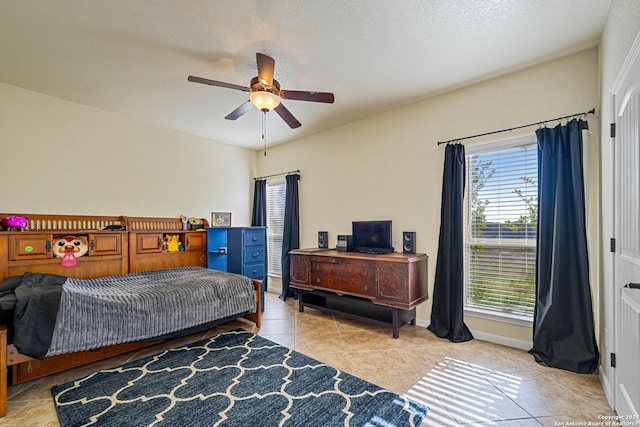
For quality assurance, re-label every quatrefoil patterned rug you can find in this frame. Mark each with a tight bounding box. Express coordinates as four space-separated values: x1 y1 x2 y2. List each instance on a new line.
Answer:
52 329 428 426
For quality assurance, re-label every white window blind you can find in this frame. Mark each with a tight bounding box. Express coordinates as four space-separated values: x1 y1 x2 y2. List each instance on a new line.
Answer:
266 178 286 277
464 137 538 319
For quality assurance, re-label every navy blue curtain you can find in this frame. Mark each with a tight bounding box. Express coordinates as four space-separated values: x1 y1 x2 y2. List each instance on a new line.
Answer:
428 144 473 343
251 178 268 294
251 179 267 227
280 173 300 300
529 119 599 374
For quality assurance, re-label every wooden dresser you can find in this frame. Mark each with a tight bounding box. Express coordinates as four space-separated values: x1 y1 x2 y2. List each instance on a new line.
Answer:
289 249 428 338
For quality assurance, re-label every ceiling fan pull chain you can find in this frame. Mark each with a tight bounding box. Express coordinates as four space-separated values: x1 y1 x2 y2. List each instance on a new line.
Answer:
262 111 267 156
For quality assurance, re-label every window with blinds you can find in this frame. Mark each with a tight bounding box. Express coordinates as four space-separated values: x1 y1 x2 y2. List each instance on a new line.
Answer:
464 137 538 319
266 178 286 277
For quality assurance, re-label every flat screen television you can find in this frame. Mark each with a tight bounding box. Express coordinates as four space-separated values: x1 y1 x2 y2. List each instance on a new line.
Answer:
352 220 393 254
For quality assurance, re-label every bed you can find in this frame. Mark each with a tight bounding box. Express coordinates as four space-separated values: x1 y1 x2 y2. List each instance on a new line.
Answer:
0 213 261 417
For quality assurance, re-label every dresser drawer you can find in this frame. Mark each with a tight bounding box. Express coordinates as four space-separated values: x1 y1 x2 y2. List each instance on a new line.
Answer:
243 247 265 264
243 230 265 247
310 258 375 297
243 264 265 279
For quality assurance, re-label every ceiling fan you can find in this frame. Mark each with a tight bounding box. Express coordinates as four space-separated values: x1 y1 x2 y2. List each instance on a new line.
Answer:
188 53 334 129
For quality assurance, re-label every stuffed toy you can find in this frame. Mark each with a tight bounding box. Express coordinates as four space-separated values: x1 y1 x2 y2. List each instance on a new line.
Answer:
52 235 89 268
1 216 28 231
165 234 182 252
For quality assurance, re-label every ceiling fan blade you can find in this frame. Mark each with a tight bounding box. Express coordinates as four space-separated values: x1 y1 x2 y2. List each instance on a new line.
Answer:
256 53 275 86
280 90 335 103
274 103 302 129
187 75 249 92
225 101 254 120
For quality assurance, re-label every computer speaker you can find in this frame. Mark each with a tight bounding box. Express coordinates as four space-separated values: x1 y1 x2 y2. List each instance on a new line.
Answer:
403 232 416 254
336 235 353 252
318 231 328 249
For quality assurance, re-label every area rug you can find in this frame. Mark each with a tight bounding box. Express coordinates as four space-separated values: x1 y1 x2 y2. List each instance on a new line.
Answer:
52 329 428 426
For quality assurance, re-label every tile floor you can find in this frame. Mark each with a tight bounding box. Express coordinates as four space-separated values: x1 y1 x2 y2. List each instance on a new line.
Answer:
2 291 614 426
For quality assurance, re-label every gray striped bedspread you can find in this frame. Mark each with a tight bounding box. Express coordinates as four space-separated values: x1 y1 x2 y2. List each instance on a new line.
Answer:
46 267 256 356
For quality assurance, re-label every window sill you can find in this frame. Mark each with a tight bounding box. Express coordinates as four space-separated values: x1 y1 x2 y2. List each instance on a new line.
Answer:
465 307 533 328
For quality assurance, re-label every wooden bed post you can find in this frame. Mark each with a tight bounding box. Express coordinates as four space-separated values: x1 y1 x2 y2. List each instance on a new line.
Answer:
244 279 262 328
0 325 8 417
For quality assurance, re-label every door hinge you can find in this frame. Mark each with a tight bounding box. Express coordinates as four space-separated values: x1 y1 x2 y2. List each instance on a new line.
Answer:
610 238 616 253
610 123 616 138
611 352 617 368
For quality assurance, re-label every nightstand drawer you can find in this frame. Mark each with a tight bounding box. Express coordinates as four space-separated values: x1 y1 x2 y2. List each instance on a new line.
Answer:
243 247 265 263
243 264 265 279
243 230 265 247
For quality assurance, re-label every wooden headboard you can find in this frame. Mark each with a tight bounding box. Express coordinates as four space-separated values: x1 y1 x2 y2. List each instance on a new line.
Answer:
0 213 128 282
0 213 209 282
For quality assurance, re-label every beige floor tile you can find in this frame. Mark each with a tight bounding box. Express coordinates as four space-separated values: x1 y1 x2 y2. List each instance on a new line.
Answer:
307 351 356 374
294 330 347 355
408 383 460 427
339 328 395 351
419 358 532 424
485 369 597 418
348 348 416 377
256 332 295 348
254 317 296 335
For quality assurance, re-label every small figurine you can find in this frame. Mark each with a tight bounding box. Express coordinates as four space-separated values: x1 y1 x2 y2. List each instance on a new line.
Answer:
180 214 188 231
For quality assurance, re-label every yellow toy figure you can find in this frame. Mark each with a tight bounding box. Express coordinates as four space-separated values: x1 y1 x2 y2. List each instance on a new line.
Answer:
165 234 182 252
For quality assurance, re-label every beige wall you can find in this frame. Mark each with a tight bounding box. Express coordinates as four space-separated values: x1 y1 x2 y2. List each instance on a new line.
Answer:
0 83 255 223
598 0 640 407
257 48 600 348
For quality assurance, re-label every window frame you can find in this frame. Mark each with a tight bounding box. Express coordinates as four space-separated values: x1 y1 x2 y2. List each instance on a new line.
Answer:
463 135 538 326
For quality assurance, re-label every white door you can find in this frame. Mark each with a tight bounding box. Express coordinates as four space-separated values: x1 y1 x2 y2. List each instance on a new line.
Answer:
613 32 640 421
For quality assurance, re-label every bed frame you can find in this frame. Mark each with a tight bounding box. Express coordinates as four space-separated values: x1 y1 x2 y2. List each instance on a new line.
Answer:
0 213 261 417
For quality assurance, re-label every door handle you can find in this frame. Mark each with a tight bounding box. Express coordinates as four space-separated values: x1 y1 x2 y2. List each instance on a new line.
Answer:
625 282 640 289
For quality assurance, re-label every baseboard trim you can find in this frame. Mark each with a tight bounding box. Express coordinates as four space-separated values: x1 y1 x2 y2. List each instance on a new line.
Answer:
599 365 615 410
468 329 532 350
416 320 531 350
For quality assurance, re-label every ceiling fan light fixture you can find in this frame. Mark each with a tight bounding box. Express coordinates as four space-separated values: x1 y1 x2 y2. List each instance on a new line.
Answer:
250 91 280 112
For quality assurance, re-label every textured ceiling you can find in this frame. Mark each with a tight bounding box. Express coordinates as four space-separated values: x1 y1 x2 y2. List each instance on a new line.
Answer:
0 1 611 149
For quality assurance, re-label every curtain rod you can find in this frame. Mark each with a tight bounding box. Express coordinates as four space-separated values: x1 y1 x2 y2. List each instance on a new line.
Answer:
437 108 596 146
254 169 300 180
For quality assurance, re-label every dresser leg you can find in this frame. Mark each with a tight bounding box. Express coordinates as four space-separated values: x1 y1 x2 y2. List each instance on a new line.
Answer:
392 309 400 339
298 291 305 312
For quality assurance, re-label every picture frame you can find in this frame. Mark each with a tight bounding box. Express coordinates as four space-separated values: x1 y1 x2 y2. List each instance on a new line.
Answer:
210 212 232 227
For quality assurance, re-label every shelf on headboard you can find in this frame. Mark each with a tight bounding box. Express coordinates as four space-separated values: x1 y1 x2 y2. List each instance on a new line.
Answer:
124 216 209 231
0 213 125 232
